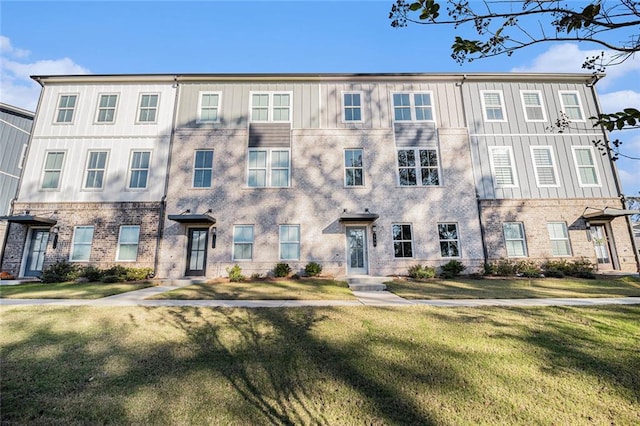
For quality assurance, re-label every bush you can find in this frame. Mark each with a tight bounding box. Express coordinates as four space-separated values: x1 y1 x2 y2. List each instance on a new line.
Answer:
273 262 292 278
491 259 518 276
567 258 596 279
304 262 323 277
408 264 436 279
439 260 466 279
541 258 595 279
42 261 79 283
100 275 120 283
80 265 103 282
250 272 264 280
124 267 153 281
226 264 245 282
516 260 542 278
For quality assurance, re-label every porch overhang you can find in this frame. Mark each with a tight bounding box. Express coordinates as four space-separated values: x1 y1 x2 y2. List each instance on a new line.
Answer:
0 214 57 226
582 207 640 221
168 214 217 225
339 213 379 222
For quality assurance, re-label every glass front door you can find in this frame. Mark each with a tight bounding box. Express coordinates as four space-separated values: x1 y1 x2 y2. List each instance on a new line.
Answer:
186 228 208 276
590 224 613 270
25 229 50 277
346 227 368 275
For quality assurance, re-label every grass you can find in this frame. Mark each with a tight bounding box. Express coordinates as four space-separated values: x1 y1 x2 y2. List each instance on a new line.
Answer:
1 305 638 424
0 281 154 299
386 275 640 299
149 278 356 300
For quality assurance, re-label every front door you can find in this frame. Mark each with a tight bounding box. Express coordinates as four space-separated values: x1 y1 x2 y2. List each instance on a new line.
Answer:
346 227 368 275
590 224 614 270
25 229 50 277
186 228 208 276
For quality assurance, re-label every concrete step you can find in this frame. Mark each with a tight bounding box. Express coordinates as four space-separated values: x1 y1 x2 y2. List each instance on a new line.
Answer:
340 276 389 292
348 283 387 291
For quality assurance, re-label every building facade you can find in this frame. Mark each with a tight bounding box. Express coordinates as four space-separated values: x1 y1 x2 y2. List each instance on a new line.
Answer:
1 73 637 278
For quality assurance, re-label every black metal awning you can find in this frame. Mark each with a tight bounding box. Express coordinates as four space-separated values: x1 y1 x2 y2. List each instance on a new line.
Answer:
0 214 57 226
168 214 217 224
339 212 379 222
582 207 640 221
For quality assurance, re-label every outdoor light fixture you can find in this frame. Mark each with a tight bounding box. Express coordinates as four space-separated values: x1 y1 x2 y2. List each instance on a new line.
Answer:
372 225 378 247
211 227 217 249
51 226 59 249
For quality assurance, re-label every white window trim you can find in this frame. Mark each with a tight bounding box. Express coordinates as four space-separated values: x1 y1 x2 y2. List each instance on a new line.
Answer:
438 222 461 258
40 150 67 191
396 147 442 187
69 225 94 262
392 223 414 259
488 146 519 188
530 146 560 188
571 146 601 187
520 90 547 122
136 92 160 124
126 150 152 190
246 148 291 188
116 225 140 262
480 90 507 122
196 91 222 123
82 150 110 191
503 222 528 258
344 148 365 187
559 90 586 122
249 91 293 123
232 225 254 261
192 149 214 189
53 93 79 125
341 91 364 123
279 224 301 261
547 222 572 257
94 93 119 124
391 91 436 122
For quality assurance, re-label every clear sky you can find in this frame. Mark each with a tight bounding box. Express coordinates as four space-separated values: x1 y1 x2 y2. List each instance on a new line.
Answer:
1 0 638 194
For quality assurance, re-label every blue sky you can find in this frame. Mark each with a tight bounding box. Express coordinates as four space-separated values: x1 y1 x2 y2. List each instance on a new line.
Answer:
1 0 638 194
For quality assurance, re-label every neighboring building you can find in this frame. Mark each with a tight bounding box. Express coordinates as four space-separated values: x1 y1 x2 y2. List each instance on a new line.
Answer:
0 103 34 262
1 73 638 278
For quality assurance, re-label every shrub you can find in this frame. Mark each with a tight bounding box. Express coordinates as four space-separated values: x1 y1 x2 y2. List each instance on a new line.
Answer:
0 271 15 280
273 262 292 278
439 260 466 279
250 272 264 280
492 259 518 276
124 267 153 281
483 262 495 276
100 275 120 283
80 265 103 282
516 260 542 278
408 264 436 279
304 262 323 277
226 264 245 282
567 258 596 279
541 258 595 279
42 261 80 283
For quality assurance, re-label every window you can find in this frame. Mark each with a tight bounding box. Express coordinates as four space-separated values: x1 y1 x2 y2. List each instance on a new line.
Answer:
343 92 362 122
117 225 140 261
344 149 364 187
70 226 94 261
84 151 108 189
137 94 159 123
489 146 518 187
247 149 290 188
397 149 440 186
503 222 527 257
572 147 600 186
41 151 65 189
438 223 460 257
198 92 220 122
481 91 506 121
96 94 118 123
559 91 584 121
547 222 572 256
393 93 434 121
279 225 300 260
530 146 558 187
128 151 151 189
55 94 77 123
392 224 413 258
520 91 546 122
250 92 291 122
233 225 254 260
193 150 214 188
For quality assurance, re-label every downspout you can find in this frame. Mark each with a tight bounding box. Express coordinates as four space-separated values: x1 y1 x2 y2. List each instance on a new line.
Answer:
153 76 181 278
587 76 640 272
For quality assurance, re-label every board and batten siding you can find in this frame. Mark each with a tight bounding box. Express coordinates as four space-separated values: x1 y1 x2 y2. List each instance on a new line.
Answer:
0 106 33 214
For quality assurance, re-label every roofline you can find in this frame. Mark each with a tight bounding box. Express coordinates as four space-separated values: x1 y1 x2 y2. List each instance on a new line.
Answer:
0 102 35 118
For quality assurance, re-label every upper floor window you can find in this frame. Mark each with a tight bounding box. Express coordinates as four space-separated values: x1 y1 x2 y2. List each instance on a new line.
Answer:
572 146 600 187
247 149 290 188
344 149 364 187
547 222 572 257
137 94 159 123
392 223 413 258
530 146 559 187
128 151 151 189
117 225 140 261
397 148 440 186
41 151 65 190
559 91 584 121
70 226 94 262
343 92 362 122
233 225 254 260
520 91 546 122
481 90 506 122
84 151 108 190
393 93 433 121
503 222 527 257
193 150 214 188
279 225 300 261
198 92 221 122
251 92 291 122
489 146 518 187
96 94 118 123
55 94 77 123
438 223 460 258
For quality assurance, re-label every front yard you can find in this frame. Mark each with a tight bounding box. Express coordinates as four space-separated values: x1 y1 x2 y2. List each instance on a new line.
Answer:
0 281 154 299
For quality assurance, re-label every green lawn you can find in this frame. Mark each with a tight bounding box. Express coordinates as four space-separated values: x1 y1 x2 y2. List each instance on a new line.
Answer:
386 275 640 299
0 281 153 299
2 305 638 424
150 278 355 300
